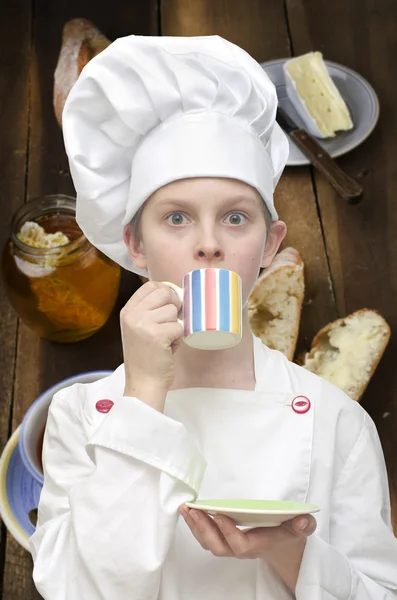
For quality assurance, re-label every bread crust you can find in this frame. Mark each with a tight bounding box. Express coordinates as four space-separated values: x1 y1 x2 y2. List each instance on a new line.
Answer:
249 247 304 309
54 18 110 127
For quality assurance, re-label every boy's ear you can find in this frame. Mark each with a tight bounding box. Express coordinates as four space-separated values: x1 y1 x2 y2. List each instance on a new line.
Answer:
123 224 147 270
261 221 287 269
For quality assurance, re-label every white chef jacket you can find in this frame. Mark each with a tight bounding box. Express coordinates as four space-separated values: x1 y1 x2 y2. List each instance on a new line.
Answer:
30 334 397 599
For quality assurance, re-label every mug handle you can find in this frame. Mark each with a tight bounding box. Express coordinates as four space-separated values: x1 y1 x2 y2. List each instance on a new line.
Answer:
162 281 184 328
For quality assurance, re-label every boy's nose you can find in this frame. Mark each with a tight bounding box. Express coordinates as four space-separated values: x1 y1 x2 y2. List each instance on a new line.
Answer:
195 248 224 261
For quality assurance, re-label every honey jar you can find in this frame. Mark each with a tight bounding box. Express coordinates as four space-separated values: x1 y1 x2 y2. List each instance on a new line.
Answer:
2 195 121 343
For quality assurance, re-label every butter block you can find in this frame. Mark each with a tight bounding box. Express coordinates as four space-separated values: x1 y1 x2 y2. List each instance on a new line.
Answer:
283 52 353 138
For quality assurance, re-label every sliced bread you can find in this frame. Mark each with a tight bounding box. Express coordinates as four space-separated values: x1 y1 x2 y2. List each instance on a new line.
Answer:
248 247 305 360
298 309 391 401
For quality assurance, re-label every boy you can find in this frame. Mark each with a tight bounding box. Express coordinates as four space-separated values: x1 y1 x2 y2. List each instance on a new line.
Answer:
30 35 397 599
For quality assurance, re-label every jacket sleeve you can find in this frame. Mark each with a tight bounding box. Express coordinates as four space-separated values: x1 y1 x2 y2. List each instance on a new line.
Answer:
295 412 397 600
29 387 206 600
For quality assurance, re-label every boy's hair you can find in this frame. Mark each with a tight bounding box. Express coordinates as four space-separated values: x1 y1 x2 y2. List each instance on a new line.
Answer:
130 199 273 244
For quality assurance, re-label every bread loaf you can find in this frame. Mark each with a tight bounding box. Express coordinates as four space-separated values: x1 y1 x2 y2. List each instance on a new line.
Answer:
248 247 304 360
298 309 391 401
54 19 110 127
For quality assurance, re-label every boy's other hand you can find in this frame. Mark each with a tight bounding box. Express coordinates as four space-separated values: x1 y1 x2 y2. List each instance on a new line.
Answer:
179 505 317 593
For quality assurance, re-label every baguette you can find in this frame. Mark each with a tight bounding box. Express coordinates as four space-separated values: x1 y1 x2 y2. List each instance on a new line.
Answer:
248 247 304 360
298 309 391 401
54 19 111 128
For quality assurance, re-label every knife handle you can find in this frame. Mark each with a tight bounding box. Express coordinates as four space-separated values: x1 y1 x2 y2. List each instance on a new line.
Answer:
290 130 363 203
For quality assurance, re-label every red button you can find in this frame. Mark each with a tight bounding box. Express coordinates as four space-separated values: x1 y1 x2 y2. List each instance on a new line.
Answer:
96 399 114 413
292 396 311 414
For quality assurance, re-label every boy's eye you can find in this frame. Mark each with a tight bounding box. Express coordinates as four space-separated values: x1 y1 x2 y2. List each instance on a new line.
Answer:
166 212 188 225
165 211 247 226
224 212 247 225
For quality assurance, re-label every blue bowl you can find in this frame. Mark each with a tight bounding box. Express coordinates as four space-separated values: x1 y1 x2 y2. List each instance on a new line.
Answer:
19 371 113 486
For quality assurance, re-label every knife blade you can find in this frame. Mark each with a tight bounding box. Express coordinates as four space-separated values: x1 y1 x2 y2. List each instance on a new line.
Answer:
276 107 363 203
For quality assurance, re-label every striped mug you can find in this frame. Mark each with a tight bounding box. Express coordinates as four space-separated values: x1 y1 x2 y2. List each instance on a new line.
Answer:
163 268 242 350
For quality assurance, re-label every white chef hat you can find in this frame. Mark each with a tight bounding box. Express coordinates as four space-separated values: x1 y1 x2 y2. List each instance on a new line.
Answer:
62 35 289 276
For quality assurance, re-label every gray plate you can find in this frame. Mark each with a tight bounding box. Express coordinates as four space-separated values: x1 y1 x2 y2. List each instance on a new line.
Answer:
260 58 380 167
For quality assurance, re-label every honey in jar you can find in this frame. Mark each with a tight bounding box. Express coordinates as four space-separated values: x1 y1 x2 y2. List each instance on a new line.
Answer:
2 195 121 343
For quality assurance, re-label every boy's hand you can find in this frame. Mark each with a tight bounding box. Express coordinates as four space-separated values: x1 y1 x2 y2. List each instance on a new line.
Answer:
179 506 316 592
121 281 183 410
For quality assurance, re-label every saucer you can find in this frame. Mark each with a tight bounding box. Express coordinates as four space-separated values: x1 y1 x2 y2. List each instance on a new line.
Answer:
185 499 320 527
0 427 42 552
260 58 380 166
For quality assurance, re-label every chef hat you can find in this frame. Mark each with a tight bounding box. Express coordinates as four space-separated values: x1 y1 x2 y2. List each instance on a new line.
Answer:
62 35 289 276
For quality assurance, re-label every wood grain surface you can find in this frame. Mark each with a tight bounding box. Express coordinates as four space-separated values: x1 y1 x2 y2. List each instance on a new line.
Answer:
286 0 397 530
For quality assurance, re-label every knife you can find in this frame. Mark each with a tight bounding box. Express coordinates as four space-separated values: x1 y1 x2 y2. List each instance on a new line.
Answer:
276 107 363 203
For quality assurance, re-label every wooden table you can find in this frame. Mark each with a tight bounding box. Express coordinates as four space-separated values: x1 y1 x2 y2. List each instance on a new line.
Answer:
1 0 396 597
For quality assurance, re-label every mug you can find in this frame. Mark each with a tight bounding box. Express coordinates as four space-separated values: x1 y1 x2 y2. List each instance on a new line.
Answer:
163 268 242 350
19 370 112 485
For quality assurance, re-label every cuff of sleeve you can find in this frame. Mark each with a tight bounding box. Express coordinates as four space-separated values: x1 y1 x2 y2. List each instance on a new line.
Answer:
87 396 206 493
295 535 353 600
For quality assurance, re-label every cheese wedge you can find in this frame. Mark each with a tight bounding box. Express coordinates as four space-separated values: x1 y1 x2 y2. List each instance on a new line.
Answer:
283 52 353 138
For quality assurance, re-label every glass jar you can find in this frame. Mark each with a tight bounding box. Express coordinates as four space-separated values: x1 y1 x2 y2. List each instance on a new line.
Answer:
2 194 121 343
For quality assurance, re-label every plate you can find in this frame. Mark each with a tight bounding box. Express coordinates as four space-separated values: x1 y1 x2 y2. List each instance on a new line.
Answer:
185 499 320 527
0 427 42 552
260 58 380 166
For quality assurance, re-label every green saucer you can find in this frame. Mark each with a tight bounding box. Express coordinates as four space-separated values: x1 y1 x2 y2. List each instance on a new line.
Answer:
185 499 320 527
